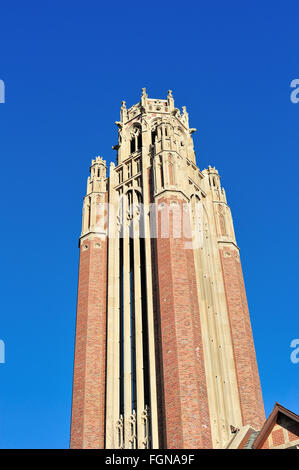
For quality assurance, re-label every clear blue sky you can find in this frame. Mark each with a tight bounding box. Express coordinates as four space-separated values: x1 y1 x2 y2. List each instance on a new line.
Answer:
0 0 298 449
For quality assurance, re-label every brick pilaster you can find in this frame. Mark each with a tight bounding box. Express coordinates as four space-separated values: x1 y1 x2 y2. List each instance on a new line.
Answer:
155 196 212 448
219 247 265 430
70 237 107 448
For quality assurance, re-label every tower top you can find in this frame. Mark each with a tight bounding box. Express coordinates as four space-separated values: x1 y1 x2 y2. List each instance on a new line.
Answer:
91 156 106 167
204 165 219 175
119 88 191 127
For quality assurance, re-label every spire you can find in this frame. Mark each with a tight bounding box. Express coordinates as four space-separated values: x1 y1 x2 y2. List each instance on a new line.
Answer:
141 87 148 109
167 89 174 111
141 87 147 99
120 100 127 122
182 105 189 127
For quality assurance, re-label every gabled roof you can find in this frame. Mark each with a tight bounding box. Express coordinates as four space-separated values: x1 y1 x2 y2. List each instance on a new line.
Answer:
253 402 299 449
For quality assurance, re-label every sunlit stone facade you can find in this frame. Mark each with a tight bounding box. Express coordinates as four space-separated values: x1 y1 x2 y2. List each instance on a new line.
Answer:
70 89 265 449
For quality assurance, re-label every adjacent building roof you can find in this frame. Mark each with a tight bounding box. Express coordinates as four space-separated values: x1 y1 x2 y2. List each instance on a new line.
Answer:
253 402 299 449
225 403 299 449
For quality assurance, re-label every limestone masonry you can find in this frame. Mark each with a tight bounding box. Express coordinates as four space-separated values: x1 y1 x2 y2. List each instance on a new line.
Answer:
70 89 265 449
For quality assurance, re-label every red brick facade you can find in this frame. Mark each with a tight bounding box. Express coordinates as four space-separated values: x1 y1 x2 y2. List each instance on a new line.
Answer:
219 247 265 430
272 428 284 446
70 237 107 448
260 424 299 449
155 196 212 449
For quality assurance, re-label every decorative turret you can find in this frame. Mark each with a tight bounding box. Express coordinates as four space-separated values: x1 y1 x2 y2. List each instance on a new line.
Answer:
167 89 174 111
120 101 128 123
81 156 108 238
87 156 107 194
202 165 227 203
141 87 148 110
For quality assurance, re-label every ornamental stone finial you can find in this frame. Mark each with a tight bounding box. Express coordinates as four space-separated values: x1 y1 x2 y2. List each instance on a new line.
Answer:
120 100 128 123
141 88 148 108
167 89 174 111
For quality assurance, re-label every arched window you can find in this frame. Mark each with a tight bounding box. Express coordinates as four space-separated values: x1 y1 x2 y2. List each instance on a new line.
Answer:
130 125 142 154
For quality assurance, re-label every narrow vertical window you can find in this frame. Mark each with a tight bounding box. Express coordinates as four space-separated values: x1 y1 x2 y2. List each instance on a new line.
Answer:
128 161 132 179
88 197 91 229
168 154 174 185
131 137 136 154
129 229 137 415
160 156 164 187
119 167 123 183
151 129 157 145
119 231 124 417
137 132 142 150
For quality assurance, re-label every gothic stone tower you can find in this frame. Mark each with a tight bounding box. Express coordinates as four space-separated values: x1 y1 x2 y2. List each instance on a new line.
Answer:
70 89 265 449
